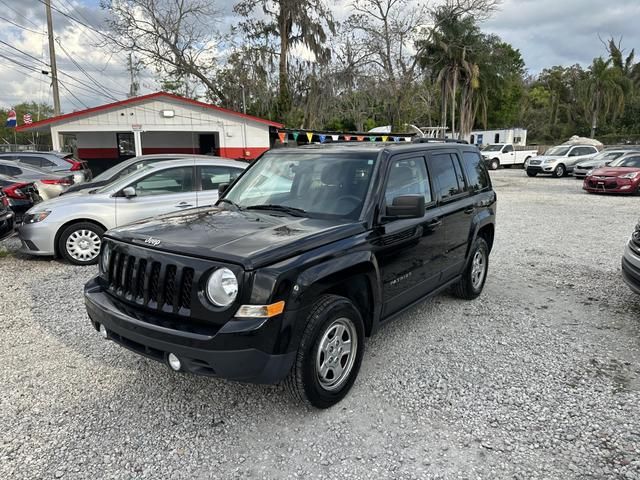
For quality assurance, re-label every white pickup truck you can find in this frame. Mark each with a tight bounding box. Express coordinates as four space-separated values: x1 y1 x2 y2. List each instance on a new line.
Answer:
481 144 538 170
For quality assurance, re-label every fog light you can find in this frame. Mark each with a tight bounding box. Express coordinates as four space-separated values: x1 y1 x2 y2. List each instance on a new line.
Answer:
99 324 108 339
168 353 181 371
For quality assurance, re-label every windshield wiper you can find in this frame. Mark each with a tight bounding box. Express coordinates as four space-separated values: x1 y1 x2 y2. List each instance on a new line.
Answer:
245 204 307 216
218 198 243 210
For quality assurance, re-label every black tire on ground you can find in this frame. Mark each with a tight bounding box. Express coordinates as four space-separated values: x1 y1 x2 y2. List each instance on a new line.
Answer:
285 294 365 409
490 159 500 170
526 171 538 177
57 221 105 266
553 164 566 178
452 236 489 300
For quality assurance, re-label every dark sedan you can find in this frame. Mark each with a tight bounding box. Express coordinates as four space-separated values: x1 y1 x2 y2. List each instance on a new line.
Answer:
0 190 15 240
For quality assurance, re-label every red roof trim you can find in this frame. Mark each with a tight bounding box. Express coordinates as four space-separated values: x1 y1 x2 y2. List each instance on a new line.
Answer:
16 92 284 131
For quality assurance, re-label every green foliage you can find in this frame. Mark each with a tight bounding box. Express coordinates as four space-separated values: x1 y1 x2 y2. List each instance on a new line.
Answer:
0 102 53 146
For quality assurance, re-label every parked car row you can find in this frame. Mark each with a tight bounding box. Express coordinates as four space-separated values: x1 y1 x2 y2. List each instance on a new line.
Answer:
18 157 246 264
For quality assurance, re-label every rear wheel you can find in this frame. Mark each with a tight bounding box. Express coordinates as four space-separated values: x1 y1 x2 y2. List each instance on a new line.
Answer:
285 294 365 409
553 164 566 178
58 222 105 265
453 237 489 300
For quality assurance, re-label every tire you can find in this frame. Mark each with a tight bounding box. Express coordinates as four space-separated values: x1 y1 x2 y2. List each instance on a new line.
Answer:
58 221 105 265
453 237 489 300
490 159 500 170
553 164 566 178
285 294 365 409
526 171 538 177
523 157 531 169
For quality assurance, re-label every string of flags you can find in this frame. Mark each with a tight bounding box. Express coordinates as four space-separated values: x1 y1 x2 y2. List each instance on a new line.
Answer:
277 130 413 144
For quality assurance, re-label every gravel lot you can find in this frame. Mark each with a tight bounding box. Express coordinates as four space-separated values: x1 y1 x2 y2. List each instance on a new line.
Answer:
1 169 639 480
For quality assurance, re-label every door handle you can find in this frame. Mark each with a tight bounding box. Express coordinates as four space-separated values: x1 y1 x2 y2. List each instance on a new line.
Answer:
176 202 193 208
464 207 474 214
426 218 442 228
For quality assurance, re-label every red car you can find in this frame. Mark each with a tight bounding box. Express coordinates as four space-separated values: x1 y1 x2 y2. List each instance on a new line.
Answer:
583 154 640 194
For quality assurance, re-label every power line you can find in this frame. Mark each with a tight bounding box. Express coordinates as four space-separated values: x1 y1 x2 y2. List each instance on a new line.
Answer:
0 0 40 28
57 78 89 109
0 14 46 35
0 39 50 66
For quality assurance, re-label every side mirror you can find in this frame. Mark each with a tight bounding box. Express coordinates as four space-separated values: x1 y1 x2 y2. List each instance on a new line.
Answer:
605 161 612 166
385 195 425 219
122 186 136 198
218 183 229 197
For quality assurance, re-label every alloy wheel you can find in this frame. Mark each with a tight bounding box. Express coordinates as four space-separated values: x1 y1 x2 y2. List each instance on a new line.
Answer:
315 317 358 391
471 249 486 289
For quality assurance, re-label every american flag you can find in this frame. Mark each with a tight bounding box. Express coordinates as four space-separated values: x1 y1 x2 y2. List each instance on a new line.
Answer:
23 113 32 125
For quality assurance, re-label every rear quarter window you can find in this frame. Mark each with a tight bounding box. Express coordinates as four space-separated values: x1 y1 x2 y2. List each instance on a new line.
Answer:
462 151 490 192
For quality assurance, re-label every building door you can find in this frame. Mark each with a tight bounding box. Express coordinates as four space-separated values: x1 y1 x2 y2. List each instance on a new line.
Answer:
199 134 217 155
117 133 136 160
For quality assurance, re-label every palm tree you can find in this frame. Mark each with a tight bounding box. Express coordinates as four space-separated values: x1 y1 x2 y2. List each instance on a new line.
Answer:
585 57 627 138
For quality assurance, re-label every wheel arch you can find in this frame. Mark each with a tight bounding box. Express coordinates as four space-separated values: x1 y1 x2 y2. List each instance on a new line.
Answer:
294 256 382 337
53 218 108 257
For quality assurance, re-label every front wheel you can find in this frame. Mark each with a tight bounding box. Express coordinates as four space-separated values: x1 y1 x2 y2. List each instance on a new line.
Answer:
453 237 489 300
285 294 365 409
490 159 500 170
58 222 105 265
553 164 566 178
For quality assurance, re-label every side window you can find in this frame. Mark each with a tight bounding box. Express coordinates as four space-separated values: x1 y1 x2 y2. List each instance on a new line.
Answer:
18 157 42 167
129 167 194 196
385 157 431 205
4 165 21 176
462 151 490 192
428 153 463 200
504 145 514 153
200 166 242 191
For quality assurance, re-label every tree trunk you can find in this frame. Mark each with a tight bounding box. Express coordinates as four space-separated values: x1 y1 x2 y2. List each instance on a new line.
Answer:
277 13 291 122
451 69 458 138
591 95 599 138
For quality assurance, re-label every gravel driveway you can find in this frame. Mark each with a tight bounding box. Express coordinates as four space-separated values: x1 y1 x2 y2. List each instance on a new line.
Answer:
1 169 639 479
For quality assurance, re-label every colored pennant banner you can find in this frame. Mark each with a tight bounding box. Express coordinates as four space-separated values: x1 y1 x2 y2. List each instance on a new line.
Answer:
356 136 364 141
331 135 339 141
292 131 299 141
306 132 314 142
278 131 287 143
382 135 388 142
344 135 352 141
319 134 326 143
369 136 376 142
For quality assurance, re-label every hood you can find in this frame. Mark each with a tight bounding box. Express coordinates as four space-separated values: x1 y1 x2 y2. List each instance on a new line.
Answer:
27 189 97 212
530 155 562 161
106 207 366 270
588 166 640 177
577 159 605 168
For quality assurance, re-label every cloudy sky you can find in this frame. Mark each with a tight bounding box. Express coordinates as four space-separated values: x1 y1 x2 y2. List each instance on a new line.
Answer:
0 0 639 114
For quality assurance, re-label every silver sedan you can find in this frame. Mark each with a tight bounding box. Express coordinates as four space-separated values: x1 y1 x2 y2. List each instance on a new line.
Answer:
18 158 246 265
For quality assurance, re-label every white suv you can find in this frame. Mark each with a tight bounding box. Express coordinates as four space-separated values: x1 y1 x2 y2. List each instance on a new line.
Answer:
525 145 598 178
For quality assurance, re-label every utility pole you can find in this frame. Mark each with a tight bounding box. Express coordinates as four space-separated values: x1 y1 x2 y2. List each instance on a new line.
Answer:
127 53 140 98
45 0 61 115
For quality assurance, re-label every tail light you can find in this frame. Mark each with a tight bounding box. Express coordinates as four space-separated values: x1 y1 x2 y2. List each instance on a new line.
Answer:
65 158 86 171
2 182 30 200
1 195 9 207
41 177 73 186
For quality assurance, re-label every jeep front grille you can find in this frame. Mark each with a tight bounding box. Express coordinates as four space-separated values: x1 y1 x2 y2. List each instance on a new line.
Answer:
106 250 195 314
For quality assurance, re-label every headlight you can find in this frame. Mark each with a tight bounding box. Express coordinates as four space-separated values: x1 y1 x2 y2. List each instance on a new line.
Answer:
206 268 238 307
619 172 640 179
100 242 111 273
22 210 51 224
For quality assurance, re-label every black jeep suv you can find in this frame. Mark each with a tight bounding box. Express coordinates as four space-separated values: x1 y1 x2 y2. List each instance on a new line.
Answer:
85 143 496 408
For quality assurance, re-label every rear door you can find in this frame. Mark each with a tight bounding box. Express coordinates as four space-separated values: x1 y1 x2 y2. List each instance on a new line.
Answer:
196 165 244 207
426 150 475 282
115 166 197 227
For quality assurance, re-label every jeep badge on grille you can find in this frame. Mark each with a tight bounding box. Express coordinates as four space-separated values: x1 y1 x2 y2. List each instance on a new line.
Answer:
144 237 161 246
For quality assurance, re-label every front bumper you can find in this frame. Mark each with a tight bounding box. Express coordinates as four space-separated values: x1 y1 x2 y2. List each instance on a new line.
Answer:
526 164 556 174
583 177 640 194
622 241 640 294
84 278 298 384
17 220 59 256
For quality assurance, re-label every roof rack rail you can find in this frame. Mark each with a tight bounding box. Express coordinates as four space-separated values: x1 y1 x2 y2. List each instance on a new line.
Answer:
411 137 469 144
